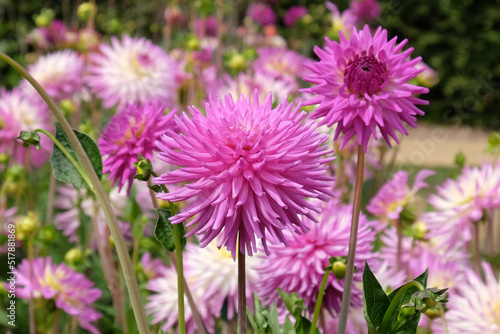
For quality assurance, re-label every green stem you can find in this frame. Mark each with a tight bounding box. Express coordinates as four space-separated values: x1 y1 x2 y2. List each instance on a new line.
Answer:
0 52 150 334
34 129 93 189
378 281 425 333
337 146 365 334
311 268 332 334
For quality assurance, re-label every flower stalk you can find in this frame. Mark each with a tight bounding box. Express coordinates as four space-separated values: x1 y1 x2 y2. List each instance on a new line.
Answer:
238 235 247 334
311 266 332 334
0 52 150 334
337 145 365 334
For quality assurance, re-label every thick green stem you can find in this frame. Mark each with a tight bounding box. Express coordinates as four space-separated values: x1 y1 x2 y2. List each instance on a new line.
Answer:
337 146 365 334
173 223 186 334
0 52 150 334
34 129 93 189
378 281 425 333
311 268 331 334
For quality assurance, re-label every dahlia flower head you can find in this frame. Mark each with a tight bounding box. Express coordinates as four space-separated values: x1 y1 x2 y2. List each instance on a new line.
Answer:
86 35 181 110
446 262 500 334
15 257 102 334
184 240 260 321
256 201 377 316
349 0 382 24
155 92 335 258
284 6 308 27
146 265 214 334
0 88 52 167
246 3 276 26
141 252 167 280
325 2 357 39
26 19 69 50
303 25 429 152
367 169 434 227
210 71 297 106
21 50 85 102
99 100 176 194
424 162 500 249
253 47 311 80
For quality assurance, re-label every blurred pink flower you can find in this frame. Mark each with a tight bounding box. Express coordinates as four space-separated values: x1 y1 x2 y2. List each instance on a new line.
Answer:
253 47 311 79
246 3 276 26
349 0 381 24
15 257 102 333
284 6 308 27
155 93 335 258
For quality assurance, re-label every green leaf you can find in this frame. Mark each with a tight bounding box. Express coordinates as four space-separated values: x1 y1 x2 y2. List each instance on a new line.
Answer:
362 262 391 332
393 312 421 334
388 270 428 302
51 122 102 188
268 303 280 334
281 317 296 334
247 305 258 332
154 209 186 252
295 317 320 334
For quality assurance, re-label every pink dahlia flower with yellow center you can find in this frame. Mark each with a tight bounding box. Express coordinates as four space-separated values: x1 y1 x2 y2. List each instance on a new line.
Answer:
155 93 335 258
0 88 52 167
256 202 377 316
15 257 102 334
303 25 429 151
253 47 311 79
98 101 176 193
21 50 84 102
86 35 180 110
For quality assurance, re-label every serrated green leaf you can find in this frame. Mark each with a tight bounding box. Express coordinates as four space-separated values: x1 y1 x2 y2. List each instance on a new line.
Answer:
247 306 258 331
278 288 296 315
362 262 391 332
154 209 186 252
51 122 102 188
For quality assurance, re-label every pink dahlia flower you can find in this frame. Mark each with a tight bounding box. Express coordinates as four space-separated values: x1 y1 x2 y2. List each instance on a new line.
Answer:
15 257 102 333
367 169 434 226
425 162 500 249
253 47 311 79
146 265 214 334
246 3 276 26
303 25 429 152
155 93 335 258
325 2 357 39
184 240 260 320
141 252 167 280
86 35 180 110
21 50 84 102
284 6 308 27
98 101 176 193
445 262 500 333
0 88 52 167
256 202 376 316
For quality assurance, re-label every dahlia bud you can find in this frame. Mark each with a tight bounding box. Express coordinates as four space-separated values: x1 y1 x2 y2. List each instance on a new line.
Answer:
65 248 83 265
17 131 41 150
332 261 347 279
77 2 97 22
60 99 76 116
16 212 40 239
134 154 153 182
228 53 246 72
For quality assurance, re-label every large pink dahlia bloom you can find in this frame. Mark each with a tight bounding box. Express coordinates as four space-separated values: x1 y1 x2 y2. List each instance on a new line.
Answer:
15 257 102 333
0 88 52 167
155 93 335 258
256 202 377 316
303 25 429 151
86 35 180 109
98 101 176 193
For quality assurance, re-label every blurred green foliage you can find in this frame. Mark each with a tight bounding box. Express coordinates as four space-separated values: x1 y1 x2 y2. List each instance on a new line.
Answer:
1 0 499 129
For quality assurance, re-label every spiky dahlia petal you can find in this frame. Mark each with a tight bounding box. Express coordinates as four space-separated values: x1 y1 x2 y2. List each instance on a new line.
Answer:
86 35 180 110
155 92 335 258
302 25 428 152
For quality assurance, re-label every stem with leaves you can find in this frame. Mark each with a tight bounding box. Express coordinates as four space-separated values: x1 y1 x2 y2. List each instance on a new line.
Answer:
0 52 150 334
337 145 365 334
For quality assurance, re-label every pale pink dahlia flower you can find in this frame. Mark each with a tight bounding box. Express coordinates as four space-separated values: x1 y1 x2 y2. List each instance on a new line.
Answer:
425 162 500 249
15 257 102 333
155 93 335 258
21 50 84 102
184 240 260 320
445 262 500 333
98 101 176 193
0 88 52 167
367 169 434 226
303 25 429 152
256 202 376 316
86 35 180 109
146 265 214 334
253 47 311 80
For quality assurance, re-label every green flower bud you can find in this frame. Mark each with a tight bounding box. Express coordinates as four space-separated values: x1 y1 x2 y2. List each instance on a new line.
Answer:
16 131 41 150
332 261 346 280
65 248 83 265
77 2 97 22
16 212 40 239
454 151 466 169
34 9 55 27
0 153 9 164
60 99 76 116
39 226 56 243
186 35 200 51
134 154 153 182
228 54 246 72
